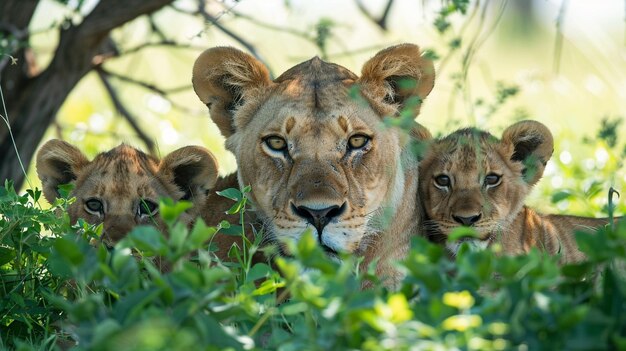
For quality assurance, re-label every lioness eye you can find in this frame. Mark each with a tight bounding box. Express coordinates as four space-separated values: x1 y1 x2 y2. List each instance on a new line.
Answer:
485 174 501 187
85 198 104 214
348 134 370 150
434 175 451 187
264 136 287 151
138 199 159 217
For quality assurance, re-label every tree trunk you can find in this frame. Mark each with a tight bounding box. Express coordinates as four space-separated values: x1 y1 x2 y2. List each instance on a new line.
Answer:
0 0 174 189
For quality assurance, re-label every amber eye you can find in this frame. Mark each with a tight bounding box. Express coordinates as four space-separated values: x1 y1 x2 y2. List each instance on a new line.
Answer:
485 173 502 187
264 136 287 152
348 134 370 150
138 199 159 217
85 198 104 215
434 175 451 188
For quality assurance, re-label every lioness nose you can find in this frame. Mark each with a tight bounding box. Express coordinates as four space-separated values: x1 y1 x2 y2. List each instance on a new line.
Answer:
452 214 482 226
292 203 346 234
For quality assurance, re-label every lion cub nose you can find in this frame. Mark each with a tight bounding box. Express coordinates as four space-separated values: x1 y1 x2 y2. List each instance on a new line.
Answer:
452 214 482 226
292 203 346 234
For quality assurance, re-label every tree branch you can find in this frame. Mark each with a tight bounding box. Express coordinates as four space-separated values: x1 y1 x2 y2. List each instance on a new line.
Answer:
0 0 174 188
101 68 197 114
102 68 190 95
188 0 274 77
355 0 395 31
120 41 207 56
96 67 157 155
553 0 569 74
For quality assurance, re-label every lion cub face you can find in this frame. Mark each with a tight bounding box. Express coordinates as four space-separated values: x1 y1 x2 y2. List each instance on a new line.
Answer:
418 121 553 252
37 140 218 246
192 45 435 257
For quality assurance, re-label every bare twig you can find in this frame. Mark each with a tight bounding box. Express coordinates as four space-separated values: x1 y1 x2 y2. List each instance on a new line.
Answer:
121 41 206 56
436 0 482 78
96 67 157 155
453 1 508 124
148 15 168 42
355 0 395 31
230 10 312 40
553 0 569 74
193 0 273 77
100 68 198 114
101 68 190 95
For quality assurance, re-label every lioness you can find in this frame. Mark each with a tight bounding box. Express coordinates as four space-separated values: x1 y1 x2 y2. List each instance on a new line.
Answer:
417 120 620 263
36 140 218 246
192 44 435 285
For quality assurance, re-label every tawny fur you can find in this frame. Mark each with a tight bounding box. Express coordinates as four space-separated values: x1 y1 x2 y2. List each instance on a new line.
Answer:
36 140 218 246
192 44 435 287
417 121 620 263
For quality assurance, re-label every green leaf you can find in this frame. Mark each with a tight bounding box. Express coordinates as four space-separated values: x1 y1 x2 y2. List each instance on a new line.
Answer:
0 246 16 266
551 190 572 203
159 198 193 223
216 188 242 201
226 198 246 214
253 278 285 296
561 262 593 279
447 226 481 242
219 224 244 236
168 221 188 251
128 225 167 256
189 219 217 248
57 183 75 199
246 263 272 283
53 236 84 265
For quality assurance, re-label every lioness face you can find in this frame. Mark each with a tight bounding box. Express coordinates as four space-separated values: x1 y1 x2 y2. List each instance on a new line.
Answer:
37 140 218 246
193 45 435 257
418 121 553 250
234 70 402 255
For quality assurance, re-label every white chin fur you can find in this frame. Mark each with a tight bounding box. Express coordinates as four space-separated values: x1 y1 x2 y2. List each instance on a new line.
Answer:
273 224 361 254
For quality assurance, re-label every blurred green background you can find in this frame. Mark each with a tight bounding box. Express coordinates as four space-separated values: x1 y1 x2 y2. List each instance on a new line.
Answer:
12 0 626 215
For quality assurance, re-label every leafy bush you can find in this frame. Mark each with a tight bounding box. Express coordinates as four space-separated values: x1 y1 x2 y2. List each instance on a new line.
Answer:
1 180 626 350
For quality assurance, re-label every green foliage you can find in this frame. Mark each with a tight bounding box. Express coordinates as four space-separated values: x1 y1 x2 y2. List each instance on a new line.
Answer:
434 0 471 34
1 180 626 350
596 117 622 149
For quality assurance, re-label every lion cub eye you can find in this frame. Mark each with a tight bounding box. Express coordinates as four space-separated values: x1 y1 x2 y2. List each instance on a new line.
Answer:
85 198 104 215
138 199 159 217
348 134 370 150
485 174 502 188
434 175 451 188
264 136 287 152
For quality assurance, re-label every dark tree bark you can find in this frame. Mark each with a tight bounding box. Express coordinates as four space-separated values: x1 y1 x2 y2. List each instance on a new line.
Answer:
0 0 174 189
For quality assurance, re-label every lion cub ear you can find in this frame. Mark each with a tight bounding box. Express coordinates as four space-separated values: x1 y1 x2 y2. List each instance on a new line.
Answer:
359 44 435 118
160 146 219 202
410 122 433 141
501 120 554 186
192 47 272 137
36 139 89 204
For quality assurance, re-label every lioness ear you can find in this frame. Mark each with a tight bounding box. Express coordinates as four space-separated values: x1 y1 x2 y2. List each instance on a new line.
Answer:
501 120 554 186
192 47 272 137
359 43 435 118
160 146 219 202
36 139 89 204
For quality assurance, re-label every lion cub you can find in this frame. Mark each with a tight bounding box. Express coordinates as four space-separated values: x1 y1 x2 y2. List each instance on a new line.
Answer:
37 140 218 246
417 121 619 263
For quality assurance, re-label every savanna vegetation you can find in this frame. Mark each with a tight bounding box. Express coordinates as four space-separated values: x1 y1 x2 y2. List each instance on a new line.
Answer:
1 0 625 350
